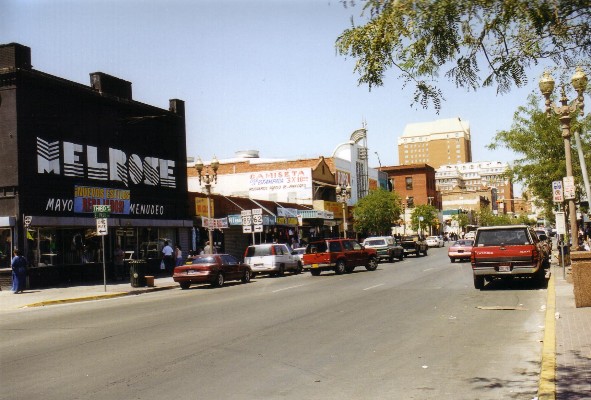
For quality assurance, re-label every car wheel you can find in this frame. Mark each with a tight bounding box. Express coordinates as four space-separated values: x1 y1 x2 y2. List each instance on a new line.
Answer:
278 264 285 276
365 256 378 271
398 252 404 261
179 282 190 290
310 269 321 276
241 270 251 283
450 257 455 263
334 260 346 275
423 248 428 256
294 262 303 275
473 275 485 290
213 273 224 287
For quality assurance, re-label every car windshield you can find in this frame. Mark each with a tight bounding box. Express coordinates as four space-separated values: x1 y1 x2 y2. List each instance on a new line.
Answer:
454 240 473 247
192 256 216 264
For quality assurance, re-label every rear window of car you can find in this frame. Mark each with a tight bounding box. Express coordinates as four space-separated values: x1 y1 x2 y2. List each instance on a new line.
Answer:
475 229 529 246
364 239 386 246
454 240 473 246
307 242 327 253
192 256 216 264
245 245 273 257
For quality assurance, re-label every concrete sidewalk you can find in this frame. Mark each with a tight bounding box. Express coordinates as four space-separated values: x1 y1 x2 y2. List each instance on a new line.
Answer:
0 276 177 312
553 264 591 399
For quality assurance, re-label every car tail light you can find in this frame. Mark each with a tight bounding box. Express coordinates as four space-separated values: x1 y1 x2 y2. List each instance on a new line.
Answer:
271 246 276 255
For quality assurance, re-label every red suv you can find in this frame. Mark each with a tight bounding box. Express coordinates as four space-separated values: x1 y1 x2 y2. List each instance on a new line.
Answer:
302 238 378 276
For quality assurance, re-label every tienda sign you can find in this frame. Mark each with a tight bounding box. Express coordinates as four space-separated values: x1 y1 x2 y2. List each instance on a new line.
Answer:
74 185 131 214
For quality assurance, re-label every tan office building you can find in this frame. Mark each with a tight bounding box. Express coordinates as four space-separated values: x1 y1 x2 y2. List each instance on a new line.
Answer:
398 117 472 168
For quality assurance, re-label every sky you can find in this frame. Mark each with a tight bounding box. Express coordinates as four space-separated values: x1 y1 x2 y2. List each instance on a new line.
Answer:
3 0 549 174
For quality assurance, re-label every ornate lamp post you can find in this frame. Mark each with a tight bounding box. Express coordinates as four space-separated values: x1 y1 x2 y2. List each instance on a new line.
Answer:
539 67 587 247
194 156 219 254
336 183 351 238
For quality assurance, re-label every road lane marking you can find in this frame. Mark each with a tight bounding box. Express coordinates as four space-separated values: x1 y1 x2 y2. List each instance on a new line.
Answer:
272 284 307 293
363 284 384 291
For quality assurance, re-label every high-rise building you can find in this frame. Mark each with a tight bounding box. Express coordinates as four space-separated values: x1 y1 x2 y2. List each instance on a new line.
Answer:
398 117 472 168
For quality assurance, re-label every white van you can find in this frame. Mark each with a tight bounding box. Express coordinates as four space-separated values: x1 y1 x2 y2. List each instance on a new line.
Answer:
243 244 302 276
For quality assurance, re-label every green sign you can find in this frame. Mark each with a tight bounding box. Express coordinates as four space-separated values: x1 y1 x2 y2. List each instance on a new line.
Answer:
93 205 111 219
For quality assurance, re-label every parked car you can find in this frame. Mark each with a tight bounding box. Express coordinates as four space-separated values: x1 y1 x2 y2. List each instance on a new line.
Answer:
302 238 378 276
471 225 549 289
362 236 404 262
464 231 476 240
243 243 302 276
293 247 306 262
534 229 553 254
448 239 474 262
400 235 429 257
426 235 444 248
173 254 252 289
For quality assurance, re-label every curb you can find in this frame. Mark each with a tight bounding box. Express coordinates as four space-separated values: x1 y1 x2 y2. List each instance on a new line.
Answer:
21 284 177 308
538 271 556 400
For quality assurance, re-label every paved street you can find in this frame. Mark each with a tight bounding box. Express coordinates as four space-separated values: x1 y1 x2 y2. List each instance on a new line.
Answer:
0 247 548 400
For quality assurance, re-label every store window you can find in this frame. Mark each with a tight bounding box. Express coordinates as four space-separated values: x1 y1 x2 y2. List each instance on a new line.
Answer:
405 177 413 190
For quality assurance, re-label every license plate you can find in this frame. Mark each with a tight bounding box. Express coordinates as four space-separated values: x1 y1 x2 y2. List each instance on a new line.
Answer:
457 250 464 253
312 264 319 268
499 264 511 272
187 270 195 274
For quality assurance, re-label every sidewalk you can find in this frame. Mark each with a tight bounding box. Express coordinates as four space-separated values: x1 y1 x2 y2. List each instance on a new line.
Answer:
553 264 591 399
0 276 177 312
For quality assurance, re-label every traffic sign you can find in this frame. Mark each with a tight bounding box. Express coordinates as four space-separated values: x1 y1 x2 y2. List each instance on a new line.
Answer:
93 204 111 219
552 181 564 202
96 218 108 236
253 214 263 225
254 224 263 233
242 224 252 233
555 212 566 235
563 176 576 200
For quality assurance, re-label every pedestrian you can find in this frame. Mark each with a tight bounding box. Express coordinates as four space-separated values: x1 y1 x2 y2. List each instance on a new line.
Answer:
161 241 174 275
203 241 216 254
113 245 125 280
11 249 27 294
175 244 184 266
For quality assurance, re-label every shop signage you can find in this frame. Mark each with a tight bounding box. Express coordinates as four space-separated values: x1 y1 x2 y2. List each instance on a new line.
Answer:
37 137 177 188
75 185 130 214
202 216 228 230
195 197 214 217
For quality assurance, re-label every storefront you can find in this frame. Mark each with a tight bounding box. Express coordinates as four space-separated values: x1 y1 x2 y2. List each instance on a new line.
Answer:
0 43 191 287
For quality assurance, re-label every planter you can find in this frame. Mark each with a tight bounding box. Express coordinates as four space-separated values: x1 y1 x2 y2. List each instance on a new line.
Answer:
572 260 591 308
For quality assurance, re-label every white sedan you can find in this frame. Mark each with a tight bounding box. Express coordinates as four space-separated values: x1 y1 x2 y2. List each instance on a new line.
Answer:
426 236 444 247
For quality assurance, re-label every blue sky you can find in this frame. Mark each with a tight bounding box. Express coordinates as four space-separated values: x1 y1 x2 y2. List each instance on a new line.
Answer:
3 0 547 171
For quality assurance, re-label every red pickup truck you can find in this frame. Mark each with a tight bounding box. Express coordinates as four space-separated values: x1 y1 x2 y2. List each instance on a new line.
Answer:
471 225 549 289
302 238 378 276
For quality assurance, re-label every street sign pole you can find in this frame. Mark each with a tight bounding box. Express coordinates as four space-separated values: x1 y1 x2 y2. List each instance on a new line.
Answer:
94 206 111 292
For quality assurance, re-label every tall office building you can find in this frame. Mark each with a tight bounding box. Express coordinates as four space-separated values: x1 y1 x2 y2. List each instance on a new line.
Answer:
398 117 472 169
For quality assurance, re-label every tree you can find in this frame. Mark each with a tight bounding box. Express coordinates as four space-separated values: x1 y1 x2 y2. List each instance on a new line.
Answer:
487 93 591 221
336 0 591 111
353 188 402 235
451 212 470 232
409 204 438 235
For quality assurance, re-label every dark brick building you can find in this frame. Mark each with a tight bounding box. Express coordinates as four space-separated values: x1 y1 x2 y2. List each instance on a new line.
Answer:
0 43 191 287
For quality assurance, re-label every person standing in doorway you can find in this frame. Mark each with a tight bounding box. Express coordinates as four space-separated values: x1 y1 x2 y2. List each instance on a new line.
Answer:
113 245 125 281
175 245 184 267
11 249 27 294
162 241 174 275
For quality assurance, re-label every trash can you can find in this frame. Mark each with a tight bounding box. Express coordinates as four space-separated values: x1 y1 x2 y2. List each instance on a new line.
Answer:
129 260 147 287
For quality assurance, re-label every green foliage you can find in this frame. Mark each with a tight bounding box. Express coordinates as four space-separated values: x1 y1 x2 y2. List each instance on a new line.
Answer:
452 212 470 231
336 0 591 111
409 204 438 234
475 207 535 227
488 93 591 221
353 189 402 235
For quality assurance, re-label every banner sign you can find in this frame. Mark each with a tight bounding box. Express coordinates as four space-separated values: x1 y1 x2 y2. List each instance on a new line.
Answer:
74 185 130 214
201 216 228 229
195 197 214 217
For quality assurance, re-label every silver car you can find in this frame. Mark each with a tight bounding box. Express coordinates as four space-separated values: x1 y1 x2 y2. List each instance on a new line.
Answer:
243 244 302 276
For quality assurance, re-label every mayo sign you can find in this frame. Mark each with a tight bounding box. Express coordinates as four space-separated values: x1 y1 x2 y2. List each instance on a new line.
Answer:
37 137 176 188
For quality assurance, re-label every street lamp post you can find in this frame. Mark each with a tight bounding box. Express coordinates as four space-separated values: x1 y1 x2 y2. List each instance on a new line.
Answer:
194 156 219 254
539 67 587 247
336 183 351 238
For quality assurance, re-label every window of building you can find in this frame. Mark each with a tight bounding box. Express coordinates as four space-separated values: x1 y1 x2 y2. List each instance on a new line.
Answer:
405 177 413 190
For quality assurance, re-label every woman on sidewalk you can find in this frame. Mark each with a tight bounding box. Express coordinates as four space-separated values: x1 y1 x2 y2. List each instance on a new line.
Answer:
11 249 27 294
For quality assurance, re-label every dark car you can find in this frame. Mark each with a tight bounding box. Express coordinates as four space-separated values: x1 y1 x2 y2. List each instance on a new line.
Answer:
173 254 252 289
448 239 474 262
362 236 404 262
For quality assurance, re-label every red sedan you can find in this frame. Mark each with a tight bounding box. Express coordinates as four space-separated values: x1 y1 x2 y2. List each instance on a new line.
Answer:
448 239 474 263
173 254 252 289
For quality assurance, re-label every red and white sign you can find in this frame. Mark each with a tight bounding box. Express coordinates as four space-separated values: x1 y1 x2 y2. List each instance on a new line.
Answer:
552 181 564 203
563 176 576 200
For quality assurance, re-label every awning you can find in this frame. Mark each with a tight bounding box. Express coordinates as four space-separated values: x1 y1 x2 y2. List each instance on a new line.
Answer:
26 215 193 228
0 216 16 227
